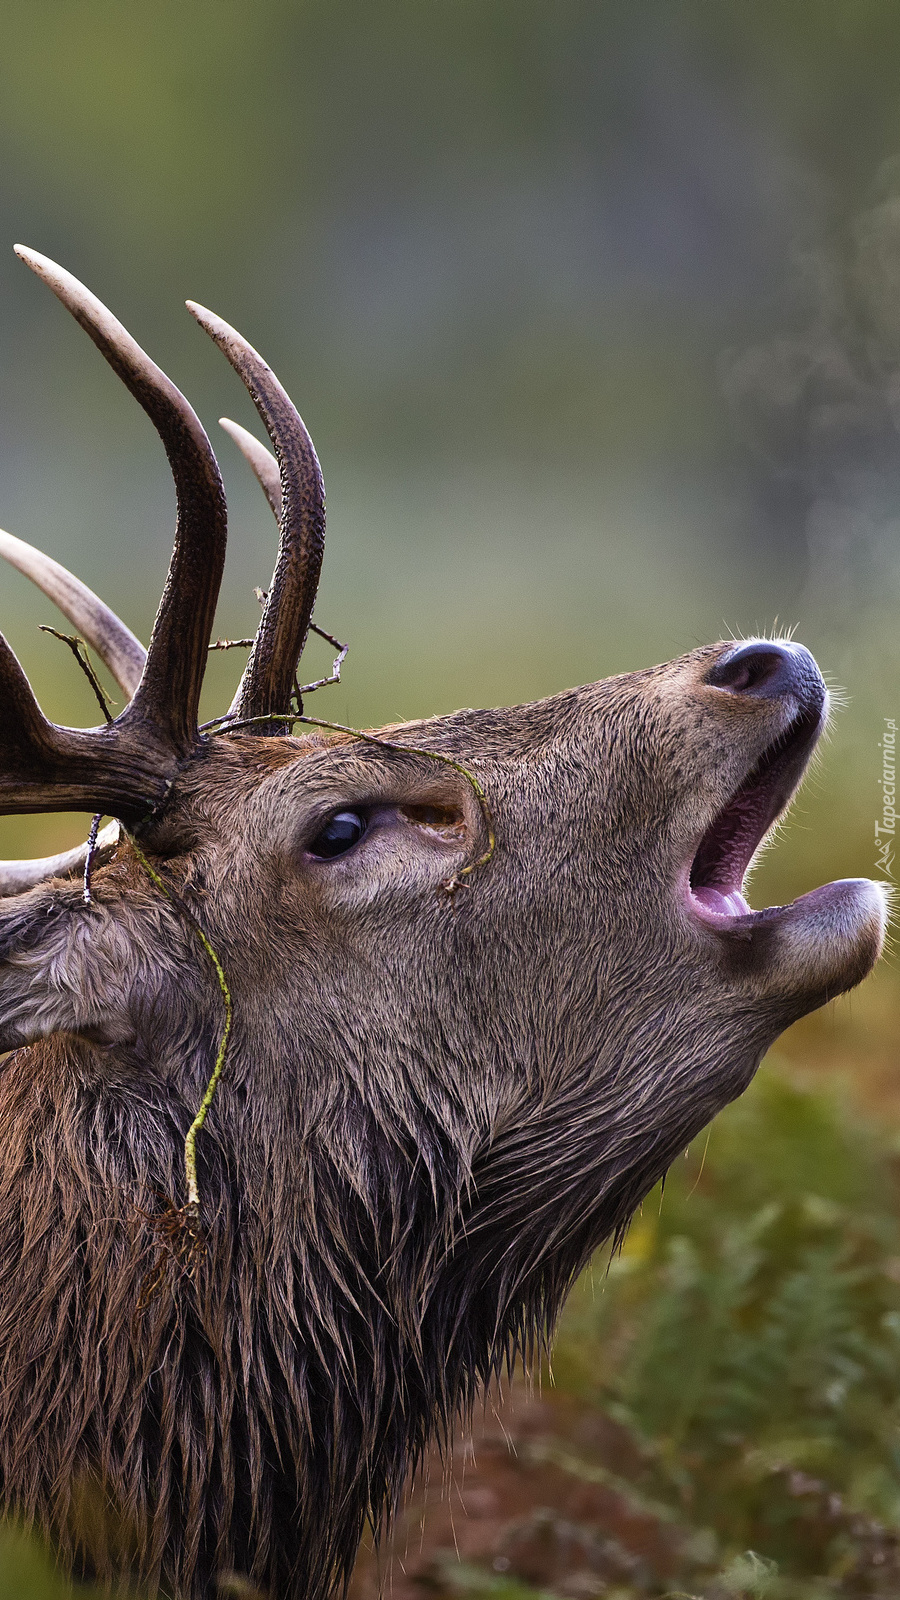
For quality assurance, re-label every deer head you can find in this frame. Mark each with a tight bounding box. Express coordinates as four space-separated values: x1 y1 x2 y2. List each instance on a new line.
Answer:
0 249 886 1600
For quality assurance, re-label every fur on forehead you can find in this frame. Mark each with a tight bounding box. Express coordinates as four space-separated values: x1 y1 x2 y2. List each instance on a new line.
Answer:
154 644 736 851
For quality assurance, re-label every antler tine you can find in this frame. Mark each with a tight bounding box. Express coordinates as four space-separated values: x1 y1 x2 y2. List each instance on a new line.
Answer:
0 528 146 698
0 632 169 817
16 248 227 754
0 249 227 824
187 303 325 727
219 417 282 519
0 820 120 898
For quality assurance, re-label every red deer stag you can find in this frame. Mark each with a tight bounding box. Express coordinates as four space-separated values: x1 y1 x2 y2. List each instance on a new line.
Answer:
0 247 886 1599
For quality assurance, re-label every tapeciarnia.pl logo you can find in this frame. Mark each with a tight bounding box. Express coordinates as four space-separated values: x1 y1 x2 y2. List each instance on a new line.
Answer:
876 717 896 879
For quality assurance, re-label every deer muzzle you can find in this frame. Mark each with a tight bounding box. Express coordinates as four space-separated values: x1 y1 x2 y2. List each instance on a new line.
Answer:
685 640 888 995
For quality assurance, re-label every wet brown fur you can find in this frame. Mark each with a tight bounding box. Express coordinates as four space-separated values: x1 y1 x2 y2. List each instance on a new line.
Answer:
0 649 883 1597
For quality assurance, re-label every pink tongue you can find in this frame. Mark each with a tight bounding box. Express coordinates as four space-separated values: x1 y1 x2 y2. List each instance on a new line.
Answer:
692 886 750 918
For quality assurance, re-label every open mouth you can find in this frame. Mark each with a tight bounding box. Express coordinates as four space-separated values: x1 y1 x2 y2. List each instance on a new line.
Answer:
688 703 825 924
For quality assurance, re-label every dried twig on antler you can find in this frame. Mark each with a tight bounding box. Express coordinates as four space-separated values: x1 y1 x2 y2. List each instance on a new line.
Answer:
293 623 348 705
207 616 348 703
39 625 115 723
82 812 102 905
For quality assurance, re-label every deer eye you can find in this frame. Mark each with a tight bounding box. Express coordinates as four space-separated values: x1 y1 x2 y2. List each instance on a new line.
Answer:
308 811 367 859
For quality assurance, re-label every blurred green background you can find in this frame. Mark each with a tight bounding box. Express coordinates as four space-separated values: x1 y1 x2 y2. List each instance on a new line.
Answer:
1 2 900 1595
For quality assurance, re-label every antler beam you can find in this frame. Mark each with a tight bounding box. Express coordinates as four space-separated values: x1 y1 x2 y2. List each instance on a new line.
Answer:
187 304 325 726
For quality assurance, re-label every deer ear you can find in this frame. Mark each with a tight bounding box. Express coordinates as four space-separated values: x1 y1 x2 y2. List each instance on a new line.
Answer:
0 880 153 1050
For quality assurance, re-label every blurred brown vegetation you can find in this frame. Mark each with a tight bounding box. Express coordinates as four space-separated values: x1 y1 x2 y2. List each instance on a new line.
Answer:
351 1072 900 1600
1 3 900 1596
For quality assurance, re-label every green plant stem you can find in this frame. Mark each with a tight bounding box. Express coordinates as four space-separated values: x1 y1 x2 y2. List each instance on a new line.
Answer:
127 835 233 1211
203 710 496 886
122 706 488 1210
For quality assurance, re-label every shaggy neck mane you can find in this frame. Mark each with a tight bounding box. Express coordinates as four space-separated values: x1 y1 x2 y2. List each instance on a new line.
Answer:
0 1015 708 1599
0 1034 520 1598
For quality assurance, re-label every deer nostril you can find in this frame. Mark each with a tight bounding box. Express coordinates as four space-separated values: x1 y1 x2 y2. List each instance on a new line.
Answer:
706 641 824 705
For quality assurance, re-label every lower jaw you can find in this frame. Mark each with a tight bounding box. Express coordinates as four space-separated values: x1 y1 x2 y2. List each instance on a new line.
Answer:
686 878 888 973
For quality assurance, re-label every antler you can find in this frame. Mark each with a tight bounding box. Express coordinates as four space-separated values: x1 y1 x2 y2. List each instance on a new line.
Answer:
0 254 326 843
218 417 282 519
187 304 325 725
0 527 145 698
0 249 227 822
0 821 120 898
